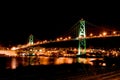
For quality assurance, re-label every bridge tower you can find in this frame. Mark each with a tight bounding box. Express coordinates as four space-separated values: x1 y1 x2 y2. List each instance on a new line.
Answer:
77 19 86 55
29 34 34 45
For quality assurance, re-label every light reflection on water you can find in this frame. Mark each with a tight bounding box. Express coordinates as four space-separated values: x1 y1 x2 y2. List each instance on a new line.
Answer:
11 58 17 69
77 58 103 65
5 56 103 69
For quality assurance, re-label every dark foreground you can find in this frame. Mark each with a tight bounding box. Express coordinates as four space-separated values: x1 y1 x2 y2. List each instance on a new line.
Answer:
0 63 120 80
1 63 92 80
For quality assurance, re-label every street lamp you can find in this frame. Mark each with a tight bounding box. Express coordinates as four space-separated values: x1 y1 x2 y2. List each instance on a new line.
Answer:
113 31 116 35
103 32 107 36
90 33 93 37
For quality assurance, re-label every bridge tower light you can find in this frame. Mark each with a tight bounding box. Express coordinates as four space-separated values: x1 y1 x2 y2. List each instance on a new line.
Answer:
77 19 86 55
29 34 34 45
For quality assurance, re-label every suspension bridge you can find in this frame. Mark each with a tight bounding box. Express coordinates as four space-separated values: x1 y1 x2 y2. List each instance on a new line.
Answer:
11 19 120 56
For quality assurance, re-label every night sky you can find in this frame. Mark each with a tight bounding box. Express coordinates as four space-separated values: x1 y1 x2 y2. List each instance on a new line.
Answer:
0 2 120 47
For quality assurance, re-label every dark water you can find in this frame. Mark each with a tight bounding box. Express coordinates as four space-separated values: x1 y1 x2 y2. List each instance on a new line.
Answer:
0 56 120 80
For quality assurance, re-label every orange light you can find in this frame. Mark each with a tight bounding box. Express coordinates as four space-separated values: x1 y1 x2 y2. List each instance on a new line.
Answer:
90 33 93 36
113 31 116 34
103 32 107 36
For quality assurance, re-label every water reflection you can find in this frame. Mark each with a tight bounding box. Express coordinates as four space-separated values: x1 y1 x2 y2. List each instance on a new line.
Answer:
54 57 75 65
39 56 49 65
11 58 17 69
5 56 103 69
77 58 103 65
